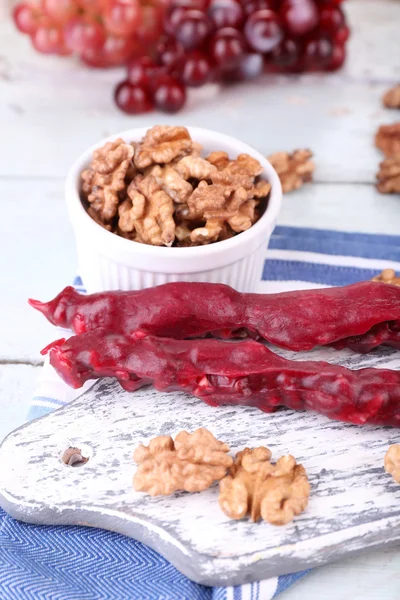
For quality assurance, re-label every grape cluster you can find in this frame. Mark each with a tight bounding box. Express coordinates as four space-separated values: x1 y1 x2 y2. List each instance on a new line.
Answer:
13 0 349 114
13 0 164 67
115 0 349 113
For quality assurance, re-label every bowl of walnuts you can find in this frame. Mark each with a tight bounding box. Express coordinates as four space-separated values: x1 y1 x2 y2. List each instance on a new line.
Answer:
65 125 282 293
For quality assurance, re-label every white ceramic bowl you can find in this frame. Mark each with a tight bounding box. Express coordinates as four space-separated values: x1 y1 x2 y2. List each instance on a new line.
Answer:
65 126 282 293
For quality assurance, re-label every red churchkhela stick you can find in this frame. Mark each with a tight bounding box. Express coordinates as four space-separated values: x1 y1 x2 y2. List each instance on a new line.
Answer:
42 331 400 428
30 281 400 353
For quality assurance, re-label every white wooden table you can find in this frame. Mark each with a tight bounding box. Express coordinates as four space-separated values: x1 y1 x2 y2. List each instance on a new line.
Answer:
1 1 400 597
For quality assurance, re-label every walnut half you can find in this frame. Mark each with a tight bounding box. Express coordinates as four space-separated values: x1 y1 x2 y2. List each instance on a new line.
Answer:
384 444 400 483
376 155 400 194
383 85 400 109
375 123 400 157
371 269 400 286
267 149 314 193
133 428 233 496
219 447 310 525
81 138 134 223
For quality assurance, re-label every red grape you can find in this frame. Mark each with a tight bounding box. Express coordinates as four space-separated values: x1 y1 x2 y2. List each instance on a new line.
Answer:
334 25 350 44
82 35 138 67
241 0 275 17
316 0 344 5
14 0 350 93
156 37 185 74
153 75 187 112
244 10 283 53
164 5 191 36
319 6 344 33
137 4 163 44
238 52 263 79
126 56 164 86
13 3 41 34
209 27 245 68
224 52 264 81
326 43 345 70
304 36 333 68
32 25 65 54
64 16 105 54
182 50 212 86
280 0 319 36
58 43 74 56
103 0 142 37
43 0 78 24
170 0 210 11
76 0 106 12
175 10 211 50
208 0 243 30
269 37 300 67
114 80 154 113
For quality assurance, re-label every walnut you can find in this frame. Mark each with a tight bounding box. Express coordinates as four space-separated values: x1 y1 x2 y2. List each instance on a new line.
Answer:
253 179 272 198
267 149 314 193
371 269 400 286
81 138 134 222
187 181 231 219
230 154 263 178
206 151 230 170
190 185 255 234
185 157 267 241
119 175 175 246
375 123 400 157
175 156 217 180
211 168 255 192
175 221 192 244
134 125 193 169
82 126 272 247
376 155 400 194
219 447 310 525
151 164 193 204
190 218 224 244
383 85 400 109
133 428 233 496
228 199 257 233
384 444 400 483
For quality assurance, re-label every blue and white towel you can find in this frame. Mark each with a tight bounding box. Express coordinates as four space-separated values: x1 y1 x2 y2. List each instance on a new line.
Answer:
2 224 400 600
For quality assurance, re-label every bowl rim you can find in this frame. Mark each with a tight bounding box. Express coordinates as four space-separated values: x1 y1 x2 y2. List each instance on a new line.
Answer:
65 126 283 258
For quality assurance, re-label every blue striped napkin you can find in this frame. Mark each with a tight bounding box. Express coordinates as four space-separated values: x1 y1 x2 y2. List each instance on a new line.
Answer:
1 224 400 600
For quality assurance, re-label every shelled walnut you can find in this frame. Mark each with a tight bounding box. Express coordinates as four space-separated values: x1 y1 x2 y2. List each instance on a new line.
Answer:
80 125 271 247
267 149 314 193
133 428 233 496
376 155 400 194
383 85 400 109
219 447 310 525
81 138 134 223
375 123 400 157
371 269 400 286
384 445 400 483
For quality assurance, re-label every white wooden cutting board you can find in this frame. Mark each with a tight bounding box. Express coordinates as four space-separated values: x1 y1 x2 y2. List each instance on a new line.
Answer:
1 344 400 586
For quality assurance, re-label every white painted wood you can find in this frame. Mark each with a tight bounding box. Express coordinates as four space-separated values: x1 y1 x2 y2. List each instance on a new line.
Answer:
0 180 76 362
0 365 40 443
2 355 400 586
0 2 14 21
1 0 400 182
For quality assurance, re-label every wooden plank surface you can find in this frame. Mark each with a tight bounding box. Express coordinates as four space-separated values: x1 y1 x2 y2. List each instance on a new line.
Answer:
1 1 400 182
3 370 400 586
1 0 400 597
